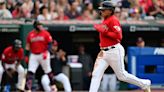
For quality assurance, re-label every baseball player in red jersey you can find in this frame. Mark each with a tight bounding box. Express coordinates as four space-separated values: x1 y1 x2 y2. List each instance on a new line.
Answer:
25 20 55 92
0 39 25 91
89 1 151 92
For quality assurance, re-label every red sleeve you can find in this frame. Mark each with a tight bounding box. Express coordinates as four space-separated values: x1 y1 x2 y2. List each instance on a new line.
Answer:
45 31 52 43
1 48 8 62
18 48 24 60
26 32 31 44
105 19 122 41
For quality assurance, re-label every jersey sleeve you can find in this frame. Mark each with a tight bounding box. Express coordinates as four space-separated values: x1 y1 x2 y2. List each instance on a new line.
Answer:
18 48 24 60
45 31 53 43
105 19 122 41
26 32 31 44
1 48 8 62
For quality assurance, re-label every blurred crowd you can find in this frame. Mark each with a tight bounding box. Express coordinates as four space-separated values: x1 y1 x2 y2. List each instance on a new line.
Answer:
0 0 163 21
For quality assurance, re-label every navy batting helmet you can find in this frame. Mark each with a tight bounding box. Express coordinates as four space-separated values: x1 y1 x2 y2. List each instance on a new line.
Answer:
98 1 115 11
13 39 22 48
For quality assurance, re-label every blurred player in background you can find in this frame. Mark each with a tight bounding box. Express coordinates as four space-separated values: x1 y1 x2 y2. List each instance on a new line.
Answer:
0 39 25 91
136 37 145 48
89 1 151 92
25 20 55 92
41 40 72 92
100 66 117 91
77 44 93 90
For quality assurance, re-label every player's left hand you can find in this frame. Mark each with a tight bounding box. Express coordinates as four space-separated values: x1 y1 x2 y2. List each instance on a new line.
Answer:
94 24 108 33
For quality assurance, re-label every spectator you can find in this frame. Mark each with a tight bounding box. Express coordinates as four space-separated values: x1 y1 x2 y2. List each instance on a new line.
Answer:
77 44 93 90
83 1 98 19
12 2 23 18
55 8 69 20
114 7 121 19
40 0 49 7
37 5 52 21
101 66 117 91
0 1 12 18
21 0 33 18
127 8 141 20
31 0 40 18
65 0 80 19
6 0 16 12
49 0 58 20
147 0 164 19
56 0 69 12
136 37 145 48
76 9 92 20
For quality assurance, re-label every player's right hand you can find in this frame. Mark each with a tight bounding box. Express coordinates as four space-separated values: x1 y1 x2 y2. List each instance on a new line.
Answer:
43 51 48 60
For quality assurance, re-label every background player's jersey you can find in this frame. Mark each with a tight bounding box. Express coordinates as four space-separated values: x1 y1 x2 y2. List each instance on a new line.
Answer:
1 46 24 64
27 30 52 54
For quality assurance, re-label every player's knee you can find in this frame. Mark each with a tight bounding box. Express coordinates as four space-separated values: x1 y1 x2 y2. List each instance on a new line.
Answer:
41 75 50 85
18 68 25 74
0 68 4 74
26 71 34 79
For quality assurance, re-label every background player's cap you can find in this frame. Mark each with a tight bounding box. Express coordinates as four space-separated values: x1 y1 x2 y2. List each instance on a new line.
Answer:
53 40 58 46
13 39 22 48
136 37 144 43
98 1 115 11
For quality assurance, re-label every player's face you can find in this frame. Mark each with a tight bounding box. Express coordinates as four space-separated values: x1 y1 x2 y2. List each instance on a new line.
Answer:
36 24 44 31
137 41 145 48
100 9 112 18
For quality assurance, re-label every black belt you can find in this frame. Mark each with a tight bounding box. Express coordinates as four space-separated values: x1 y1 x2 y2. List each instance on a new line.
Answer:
101 46 115 51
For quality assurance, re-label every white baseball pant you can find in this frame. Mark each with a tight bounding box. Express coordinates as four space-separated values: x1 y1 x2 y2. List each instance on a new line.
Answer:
28 51 51 74
89 43 151 92
0 62 25 90
41 73 72 92
101 74 117 91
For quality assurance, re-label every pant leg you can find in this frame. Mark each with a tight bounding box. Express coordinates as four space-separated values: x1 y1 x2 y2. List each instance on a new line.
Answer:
41 74 51 92
89 56 108 92
109 74 117 91
16 65 25 90
25 54 40 90
101 74 109 91
28 54 40 73
40 51 51 74
0 62 4 84
106 44 150 89
55 73 72 92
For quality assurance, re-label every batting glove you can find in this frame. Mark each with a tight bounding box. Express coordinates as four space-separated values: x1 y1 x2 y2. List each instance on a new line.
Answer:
94 24 109 34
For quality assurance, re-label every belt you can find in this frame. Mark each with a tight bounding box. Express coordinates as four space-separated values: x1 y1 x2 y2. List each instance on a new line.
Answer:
100 46 115 51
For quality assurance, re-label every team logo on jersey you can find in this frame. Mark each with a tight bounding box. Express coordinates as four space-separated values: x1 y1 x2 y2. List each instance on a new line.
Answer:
31 36 45 42
113 26 121 31
101 24 109 30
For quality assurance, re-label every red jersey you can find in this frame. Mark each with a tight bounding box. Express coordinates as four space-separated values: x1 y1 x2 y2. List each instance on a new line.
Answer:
99 15 122 47
1 46 24 64
27 29 52 54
